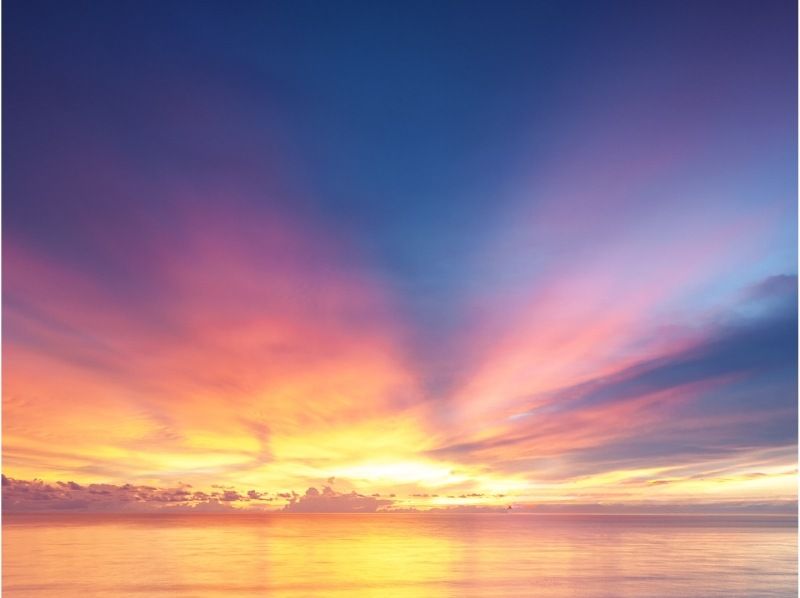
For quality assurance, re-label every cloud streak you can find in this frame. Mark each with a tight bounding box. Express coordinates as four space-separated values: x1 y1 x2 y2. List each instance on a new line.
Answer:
3 0 795 513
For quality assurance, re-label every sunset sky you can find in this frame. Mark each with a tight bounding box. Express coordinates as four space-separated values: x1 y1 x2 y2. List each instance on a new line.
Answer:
3 1 797 513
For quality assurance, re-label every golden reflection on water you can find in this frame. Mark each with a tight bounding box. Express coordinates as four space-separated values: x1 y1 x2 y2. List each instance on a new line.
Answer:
3 513 797 597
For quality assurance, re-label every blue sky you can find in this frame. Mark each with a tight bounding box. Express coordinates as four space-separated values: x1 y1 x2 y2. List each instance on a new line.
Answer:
3 0 797 511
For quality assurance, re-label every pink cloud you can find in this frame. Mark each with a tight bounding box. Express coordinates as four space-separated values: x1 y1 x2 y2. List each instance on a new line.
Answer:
283 486 394 513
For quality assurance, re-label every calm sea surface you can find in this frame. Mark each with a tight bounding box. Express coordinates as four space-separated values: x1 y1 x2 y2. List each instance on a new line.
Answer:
3 513 796 597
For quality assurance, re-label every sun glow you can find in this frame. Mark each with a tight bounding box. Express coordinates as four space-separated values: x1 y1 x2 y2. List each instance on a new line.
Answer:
3 21 795 514
329 461 467 487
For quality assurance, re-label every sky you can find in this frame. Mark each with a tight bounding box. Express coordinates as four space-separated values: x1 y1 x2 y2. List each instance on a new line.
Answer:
3 0 797 513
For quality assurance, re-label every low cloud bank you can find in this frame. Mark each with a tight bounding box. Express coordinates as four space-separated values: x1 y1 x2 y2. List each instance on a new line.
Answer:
1 476 397 513
1 475 272 512
3 475 794 515
283 486 393 513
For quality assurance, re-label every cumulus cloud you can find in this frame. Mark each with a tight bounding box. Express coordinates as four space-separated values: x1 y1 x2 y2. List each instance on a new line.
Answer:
2 477 397 513
1 476 279 512
283 486 393 513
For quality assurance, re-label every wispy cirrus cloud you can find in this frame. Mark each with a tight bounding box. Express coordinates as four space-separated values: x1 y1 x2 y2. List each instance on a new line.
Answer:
425 274 796 503
3 194 429 492
3 0 795 513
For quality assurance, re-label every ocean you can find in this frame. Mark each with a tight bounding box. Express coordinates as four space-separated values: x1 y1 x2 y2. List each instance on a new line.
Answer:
3 512 796 597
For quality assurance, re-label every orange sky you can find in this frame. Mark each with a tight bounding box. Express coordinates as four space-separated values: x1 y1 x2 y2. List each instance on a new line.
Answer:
3 197 796 513
3 0 796 514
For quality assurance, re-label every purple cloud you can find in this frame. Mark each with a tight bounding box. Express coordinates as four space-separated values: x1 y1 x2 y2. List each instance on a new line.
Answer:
283 486 393 513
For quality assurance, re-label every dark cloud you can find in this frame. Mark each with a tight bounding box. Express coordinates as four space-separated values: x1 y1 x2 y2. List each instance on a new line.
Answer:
534 292 796 416
1 477 265 512
427 276 797 489
742 274 797 304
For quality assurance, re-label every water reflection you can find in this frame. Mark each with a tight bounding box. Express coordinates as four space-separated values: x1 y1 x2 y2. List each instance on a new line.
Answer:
4 513 797 597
